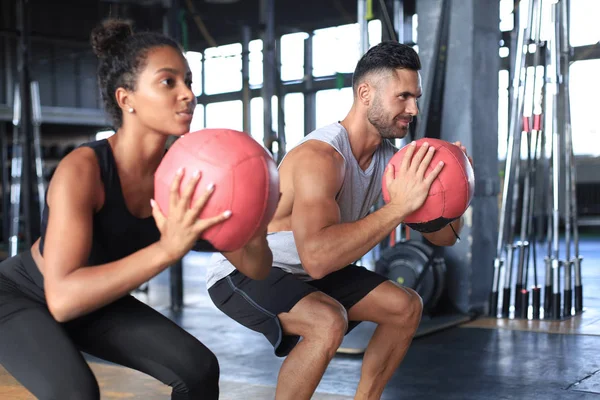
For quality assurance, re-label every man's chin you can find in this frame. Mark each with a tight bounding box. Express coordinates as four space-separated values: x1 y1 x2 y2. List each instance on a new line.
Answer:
381 129 408 140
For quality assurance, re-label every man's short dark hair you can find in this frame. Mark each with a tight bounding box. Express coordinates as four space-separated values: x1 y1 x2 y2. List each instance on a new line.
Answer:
352 41 421 92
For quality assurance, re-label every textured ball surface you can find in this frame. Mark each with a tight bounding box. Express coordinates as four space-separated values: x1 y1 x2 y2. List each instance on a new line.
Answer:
382 138 475 232
154 129 280 251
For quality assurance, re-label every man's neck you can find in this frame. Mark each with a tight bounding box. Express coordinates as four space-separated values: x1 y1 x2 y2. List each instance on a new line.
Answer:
340 108 382 171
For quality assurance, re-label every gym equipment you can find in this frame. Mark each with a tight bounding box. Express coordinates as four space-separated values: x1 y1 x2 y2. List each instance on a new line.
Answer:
376 239 446 314
8 81 47 257
489 0 581 321
154 128 280 252
381 137 475 233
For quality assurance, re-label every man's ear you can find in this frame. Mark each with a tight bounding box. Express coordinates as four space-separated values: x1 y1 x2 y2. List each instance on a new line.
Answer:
356 82 372 106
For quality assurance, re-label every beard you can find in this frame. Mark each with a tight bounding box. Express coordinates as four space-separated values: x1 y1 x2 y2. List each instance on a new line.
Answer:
367 95 412 139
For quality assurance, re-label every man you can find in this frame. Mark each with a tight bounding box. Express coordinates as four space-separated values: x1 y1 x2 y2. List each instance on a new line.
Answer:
206 41 468 399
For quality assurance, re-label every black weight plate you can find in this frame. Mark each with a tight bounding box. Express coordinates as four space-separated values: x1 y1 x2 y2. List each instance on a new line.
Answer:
401 240 447 311
376 240 436 310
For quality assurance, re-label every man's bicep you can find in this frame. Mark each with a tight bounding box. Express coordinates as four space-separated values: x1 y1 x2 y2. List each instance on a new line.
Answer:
290 153 343 247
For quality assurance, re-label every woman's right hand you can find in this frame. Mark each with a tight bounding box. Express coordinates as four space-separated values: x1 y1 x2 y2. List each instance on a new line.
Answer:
151 167 231 263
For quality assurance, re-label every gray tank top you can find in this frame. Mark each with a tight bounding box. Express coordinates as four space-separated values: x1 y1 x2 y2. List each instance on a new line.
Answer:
206 122 397 287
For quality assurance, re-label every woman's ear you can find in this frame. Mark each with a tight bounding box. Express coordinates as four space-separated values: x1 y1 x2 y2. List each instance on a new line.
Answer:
115 87 135 114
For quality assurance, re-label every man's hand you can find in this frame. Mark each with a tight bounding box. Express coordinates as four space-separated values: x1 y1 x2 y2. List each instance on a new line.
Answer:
453 141 473 167
385 141 445 217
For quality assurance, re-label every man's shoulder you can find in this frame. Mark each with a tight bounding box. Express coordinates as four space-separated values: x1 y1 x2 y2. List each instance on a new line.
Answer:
305 121 345 136
286 139 345 167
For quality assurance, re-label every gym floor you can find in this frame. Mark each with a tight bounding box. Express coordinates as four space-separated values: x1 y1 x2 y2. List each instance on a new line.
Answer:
1 235 599 399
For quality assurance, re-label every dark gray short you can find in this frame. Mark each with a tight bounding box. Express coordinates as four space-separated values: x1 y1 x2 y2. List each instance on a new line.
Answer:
208 265 388 357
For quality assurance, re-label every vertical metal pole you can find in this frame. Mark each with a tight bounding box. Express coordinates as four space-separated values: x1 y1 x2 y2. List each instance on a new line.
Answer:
241 25 251 134
0 121 8 243
394 0 414 149
9 85 21 257
566 0 582 314
201 50 207 127
491 0 528 317
303 34 316 135
260 0 276 152
358 0 369 55
17 0 35 248
2 0 14 106
30 81 45 220
560 0 577 317
276 37 286 162
164 0 184 313
393 0 404 42
550 1 561 319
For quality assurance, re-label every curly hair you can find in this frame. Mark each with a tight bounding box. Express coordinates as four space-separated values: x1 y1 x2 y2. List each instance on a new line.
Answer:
90 19 183 128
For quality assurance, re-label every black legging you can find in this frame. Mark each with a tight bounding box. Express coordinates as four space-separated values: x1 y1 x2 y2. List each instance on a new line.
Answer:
0 251 219 400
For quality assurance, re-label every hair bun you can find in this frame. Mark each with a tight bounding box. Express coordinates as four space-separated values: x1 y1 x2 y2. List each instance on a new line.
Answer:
91 19 133 58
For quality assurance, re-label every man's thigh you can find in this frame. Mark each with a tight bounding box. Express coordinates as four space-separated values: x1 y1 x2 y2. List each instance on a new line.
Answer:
307 265 389 329
208 268 318 357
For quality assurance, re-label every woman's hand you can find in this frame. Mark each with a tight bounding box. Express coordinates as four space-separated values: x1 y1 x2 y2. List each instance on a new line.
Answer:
151 167 231 263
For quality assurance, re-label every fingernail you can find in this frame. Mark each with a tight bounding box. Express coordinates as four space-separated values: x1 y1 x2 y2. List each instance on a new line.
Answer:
429 146 435 152
410 141 416 146
176 167 184 175
439 161 445 166
193 169 200 178
150 199 156 207
207 183 215 191
423 142 429 147
223 210 232 217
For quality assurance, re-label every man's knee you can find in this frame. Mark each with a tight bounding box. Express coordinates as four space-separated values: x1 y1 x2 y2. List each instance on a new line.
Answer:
313 299 348 347
287 293 348 349
389 286 423 328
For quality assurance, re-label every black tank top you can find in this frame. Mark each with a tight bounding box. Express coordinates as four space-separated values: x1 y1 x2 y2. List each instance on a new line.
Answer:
39 139 215 266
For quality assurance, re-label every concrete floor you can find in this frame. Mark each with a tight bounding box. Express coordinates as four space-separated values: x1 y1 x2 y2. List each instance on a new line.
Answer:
1 235 599 399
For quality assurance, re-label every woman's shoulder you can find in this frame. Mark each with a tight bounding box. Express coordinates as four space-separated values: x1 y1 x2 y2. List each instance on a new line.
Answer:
46 145 104 209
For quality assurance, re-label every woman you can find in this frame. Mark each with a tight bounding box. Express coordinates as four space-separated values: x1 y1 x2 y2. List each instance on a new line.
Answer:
0 18 272 400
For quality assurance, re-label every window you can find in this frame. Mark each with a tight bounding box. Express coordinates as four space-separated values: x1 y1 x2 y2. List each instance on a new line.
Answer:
184 51 203 96
204 43 242 95
190 104 204 132
570 0 600 46
570 60 600 156
313 24 361 77
284 93 305 149
251 97 265 144
498 70 509 160
311 20 384 78
499 0 514 32
205 100 242 131
280 32 308 82
368 19 382 47
250 96 278 145
96 130 114 141
249 39 263 87
315 88 353 128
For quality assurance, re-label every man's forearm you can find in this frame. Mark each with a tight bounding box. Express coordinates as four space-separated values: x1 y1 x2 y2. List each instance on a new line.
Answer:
223 234 273 280
301 204 407 278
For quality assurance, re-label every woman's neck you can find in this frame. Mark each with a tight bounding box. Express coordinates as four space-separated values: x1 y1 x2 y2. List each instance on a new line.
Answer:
108 127 169 178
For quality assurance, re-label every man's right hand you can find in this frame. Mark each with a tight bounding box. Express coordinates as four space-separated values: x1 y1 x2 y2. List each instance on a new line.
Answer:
384 141 445 217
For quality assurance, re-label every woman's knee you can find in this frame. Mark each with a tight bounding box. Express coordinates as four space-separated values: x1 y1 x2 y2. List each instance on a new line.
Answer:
43 370 100 400
172 343 220 398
